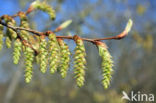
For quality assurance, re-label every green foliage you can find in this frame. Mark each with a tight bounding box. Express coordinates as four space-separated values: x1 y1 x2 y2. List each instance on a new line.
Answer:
125 19 133 33
55 20 72 32
59 20 72 29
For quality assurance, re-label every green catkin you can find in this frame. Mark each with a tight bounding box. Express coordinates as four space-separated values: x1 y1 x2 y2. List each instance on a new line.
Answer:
97 42 113 89
39 36 48 73
4 18 17 48
4 16 17 39
31 1 56 20
5 37 11 48
13 39 22 64
0 24 4 50
58 39 70 78
48 33 60 74
19 12 30 41
7 28 17 39
6 21 17 39
24 46 34 83
73 35 86 87
20 30 29 41
19 12 38 50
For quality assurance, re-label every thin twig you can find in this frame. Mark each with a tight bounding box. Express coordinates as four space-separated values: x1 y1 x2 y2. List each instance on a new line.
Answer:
0 20 127 43
0 21 42 35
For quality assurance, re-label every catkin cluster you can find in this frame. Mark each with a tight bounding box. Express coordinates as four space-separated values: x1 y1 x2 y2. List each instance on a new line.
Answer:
6 21 17 39
31 1 56 20
73 35 86 87
18 12 30 41
4 16 17 48
0 1 132 89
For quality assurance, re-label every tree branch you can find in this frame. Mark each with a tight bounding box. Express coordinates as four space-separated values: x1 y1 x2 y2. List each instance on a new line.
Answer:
0 20 130 44
0 2 132 53
0 20 38 54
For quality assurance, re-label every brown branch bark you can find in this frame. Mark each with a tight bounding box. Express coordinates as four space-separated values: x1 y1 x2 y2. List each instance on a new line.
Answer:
0 20 128 44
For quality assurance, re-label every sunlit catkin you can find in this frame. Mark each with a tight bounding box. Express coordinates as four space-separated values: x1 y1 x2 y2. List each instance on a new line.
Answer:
39 36 48 73
73 35 86 87
48 33 60 74
18 12 30 41
31 1 56 20
23 46 34 83
13 39 22 64
58 38 70 78
6 21 17 39
4 16 17 40
96 41 113 89
4 19 16 48
5 37 11 48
